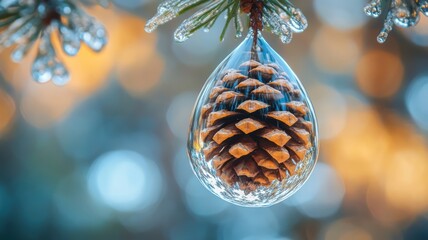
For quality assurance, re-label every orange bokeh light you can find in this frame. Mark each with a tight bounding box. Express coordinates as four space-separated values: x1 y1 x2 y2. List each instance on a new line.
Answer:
311 26 362 74
324 97 428 225
112 12 164 97
0 89 16 136
355 50 404 99
20 83 78 128
324 218 374 240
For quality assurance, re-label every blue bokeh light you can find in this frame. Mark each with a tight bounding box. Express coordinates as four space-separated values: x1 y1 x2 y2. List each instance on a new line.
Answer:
87 150 164 212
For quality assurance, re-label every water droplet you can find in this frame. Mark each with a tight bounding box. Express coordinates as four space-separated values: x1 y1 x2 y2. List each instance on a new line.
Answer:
81 22 107 51
52 62 70 86
234 11 243 38
364 0 382 17
31 28 69 84
59 25 81 56
145 0 203 33
203 18 216 33
280 24 292 43
69 11 107 51
32 55 53 83
174 0 223 42
262 6 296 44
288 7 308 33
187 32 319 207
377 31 388 43
174 28 189 42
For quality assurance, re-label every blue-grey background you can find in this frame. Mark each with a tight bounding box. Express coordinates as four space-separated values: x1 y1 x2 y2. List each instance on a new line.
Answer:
1 0 428 239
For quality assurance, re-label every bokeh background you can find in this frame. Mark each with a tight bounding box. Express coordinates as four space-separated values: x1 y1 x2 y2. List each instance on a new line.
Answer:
1 0 428 239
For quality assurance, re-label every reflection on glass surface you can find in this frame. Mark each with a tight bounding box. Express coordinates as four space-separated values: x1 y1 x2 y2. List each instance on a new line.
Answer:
188 32 319 207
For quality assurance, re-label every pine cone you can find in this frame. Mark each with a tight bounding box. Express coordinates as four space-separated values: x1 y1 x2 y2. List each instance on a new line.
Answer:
200 60 313 192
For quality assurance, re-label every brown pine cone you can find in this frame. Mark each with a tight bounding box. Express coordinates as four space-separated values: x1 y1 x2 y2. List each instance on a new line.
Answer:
200 60 313 192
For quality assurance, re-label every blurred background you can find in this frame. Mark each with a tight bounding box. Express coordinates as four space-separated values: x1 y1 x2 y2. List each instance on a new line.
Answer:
0 0 428 239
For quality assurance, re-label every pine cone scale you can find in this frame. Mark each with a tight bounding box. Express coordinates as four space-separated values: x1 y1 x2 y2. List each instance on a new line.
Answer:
201 60 314 191
257 127 291 147
235 118 266 134
237 100 270 113
212 124 242 144
266 111 298 126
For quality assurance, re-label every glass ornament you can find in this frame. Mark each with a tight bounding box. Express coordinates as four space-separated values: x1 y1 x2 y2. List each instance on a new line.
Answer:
187 32 319 207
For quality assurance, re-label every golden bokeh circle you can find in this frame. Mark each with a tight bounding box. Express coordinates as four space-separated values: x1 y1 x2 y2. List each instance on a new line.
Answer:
0 89 16 136
355 50 404 98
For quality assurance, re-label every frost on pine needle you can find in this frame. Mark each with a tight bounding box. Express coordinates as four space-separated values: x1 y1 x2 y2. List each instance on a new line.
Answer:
145 0 308 43
0 0 109 85
365 0 425 43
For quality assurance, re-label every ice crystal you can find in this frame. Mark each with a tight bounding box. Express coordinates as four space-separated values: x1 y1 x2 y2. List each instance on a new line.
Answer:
0 0 109 85
145 0 308 44
365 0 424 43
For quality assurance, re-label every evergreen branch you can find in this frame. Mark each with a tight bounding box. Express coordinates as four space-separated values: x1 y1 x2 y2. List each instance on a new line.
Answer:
179 0 211 15
365 0 425 43
0 0 110 85
220 1 240 41
145 0 308 43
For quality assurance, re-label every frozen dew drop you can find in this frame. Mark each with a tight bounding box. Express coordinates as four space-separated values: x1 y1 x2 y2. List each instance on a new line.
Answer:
144 2 178 32
203 18 216 33
63 41 80 56
144 0 198 33
376 13 394 43
31 27 61 84
235 11 243 38
59 25 81 56
288 8 308 33
280 25 293 43
11 45 26 62
364 0 382 17
144 18 161 33
81 22 107 51
280 34 292 44
392 4 420 28
32 55 53 83
377 30 389 43
32 54 70 85
173 1 223 42
417 0 428 16
174 27 190 42
157 0 174 13
69 11 107 52
52 62 70 86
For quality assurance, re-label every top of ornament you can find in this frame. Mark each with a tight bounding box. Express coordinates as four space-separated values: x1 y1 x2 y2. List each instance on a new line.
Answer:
145 0 308 44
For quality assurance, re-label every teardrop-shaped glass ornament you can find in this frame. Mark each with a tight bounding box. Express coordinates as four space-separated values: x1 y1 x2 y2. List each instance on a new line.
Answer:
187 32 319 207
